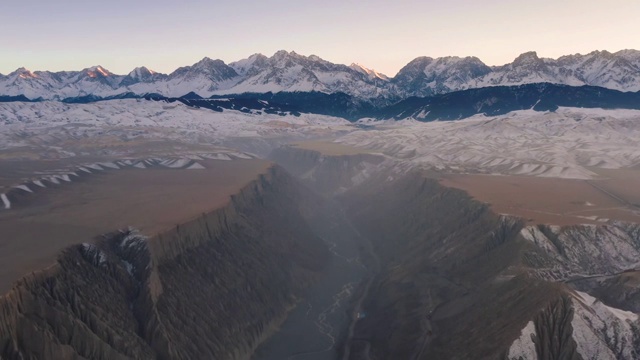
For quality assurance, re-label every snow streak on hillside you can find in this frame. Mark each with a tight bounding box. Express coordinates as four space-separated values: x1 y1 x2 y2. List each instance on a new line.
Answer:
0 99 352 156
339 108 640 179
2 99 639 181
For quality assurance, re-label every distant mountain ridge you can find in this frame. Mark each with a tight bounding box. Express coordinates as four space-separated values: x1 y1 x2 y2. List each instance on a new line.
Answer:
2 49 640 101
12 83 634 122
377 83 640 121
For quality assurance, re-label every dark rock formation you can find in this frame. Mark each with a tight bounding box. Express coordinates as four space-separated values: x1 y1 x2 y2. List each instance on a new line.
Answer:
0 166 329 359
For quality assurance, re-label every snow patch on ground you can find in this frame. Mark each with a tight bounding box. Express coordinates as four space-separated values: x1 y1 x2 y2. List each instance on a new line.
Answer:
338 108 640 179
0 100 352 155
121 260 134 275
575 291 638 322
228 151 253 159
521 223 640 280
160 158 191 168
99 162 120 169
186 162 205 170
1 194 10 209
205 153 232 161
571 291 640 359
120 229 148 249
81 243 107 266
507 321 537 360
13 185 32 193
86 164 103 171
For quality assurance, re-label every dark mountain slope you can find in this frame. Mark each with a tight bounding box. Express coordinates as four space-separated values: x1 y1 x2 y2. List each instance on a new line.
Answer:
377 83 640 120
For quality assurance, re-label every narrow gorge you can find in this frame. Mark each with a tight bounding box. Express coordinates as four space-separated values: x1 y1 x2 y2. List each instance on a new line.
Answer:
272 144 640 360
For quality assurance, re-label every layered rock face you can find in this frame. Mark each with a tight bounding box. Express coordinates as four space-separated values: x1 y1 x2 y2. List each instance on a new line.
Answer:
0 165 329 359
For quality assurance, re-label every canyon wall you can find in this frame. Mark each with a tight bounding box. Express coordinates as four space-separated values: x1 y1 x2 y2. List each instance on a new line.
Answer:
342 170 640 360
0 165 329 359
272 145 640 360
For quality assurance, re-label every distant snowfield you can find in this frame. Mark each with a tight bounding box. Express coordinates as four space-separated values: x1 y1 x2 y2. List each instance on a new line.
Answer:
1 100 639 180
0 99 353 153
339 108 640 179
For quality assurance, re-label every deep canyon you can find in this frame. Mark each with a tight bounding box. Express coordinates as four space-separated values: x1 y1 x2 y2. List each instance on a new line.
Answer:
1 142 639 359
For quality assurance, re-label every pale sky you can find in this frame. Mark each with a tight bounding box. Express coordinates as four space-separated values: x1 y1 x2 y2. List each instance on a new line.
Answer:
1 0 639 77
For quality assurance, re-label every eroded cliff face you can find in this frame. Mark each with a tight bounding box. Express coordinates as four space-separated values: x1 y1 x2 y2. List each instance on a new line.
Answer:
339 174 538 359
269 144 640 360
0 165 329 360
521 222 640 281
344 174 640 360
341 173 640 360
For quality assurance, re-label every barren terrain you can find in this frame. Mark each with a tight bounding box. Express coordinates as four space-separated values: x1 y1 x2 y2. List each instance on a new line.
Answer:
440 173 640 225
0 158 269 293
291 141 373 156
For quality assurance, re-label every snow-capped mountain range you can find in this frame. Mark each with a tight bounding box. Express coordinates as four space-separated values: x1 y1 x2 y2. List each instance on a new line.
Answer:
2 49 640 101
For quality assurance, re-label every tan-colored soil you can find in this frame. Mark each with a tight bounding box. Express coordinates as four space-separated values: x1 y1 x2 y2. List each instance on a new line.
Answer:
439 173 640 226
589 168 640 207
0 158 270 293
291 141 371 156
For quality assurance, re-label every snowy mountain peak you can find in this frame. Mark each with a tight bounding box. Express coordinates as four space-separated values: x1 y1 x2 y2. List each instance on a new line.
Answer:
229 53 269 76
128 66 157 78
119 66 165 87
172 57 238 81
149 57 241 97
3 49 640 100
512 51 543 66
349 63 389 81
273 50 291 60
590 49 613 58
404 56 434 68
615 49 640 63
192 57 221 68
270 50 325 65
11 68 38 79
84 66 112 78
393 55 493 97
273 49 301 57
271 50 305 64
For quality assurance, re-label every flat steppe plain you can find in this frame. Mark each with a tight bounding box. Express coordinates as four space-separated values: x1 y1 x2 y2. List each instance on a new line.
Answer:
440 170 640 226
292 140 373 156
0 158 270 293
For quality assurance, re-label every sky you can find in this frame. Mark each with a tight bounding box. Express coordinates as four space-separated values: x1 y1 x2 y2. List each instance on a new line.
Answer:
1 0 639 77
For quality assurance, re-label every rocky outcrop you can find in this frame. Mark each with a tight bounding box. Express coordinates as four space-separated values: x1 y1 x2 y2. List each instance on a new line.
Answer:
531 296 581 360
0 165 329 359
521 222 640 281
